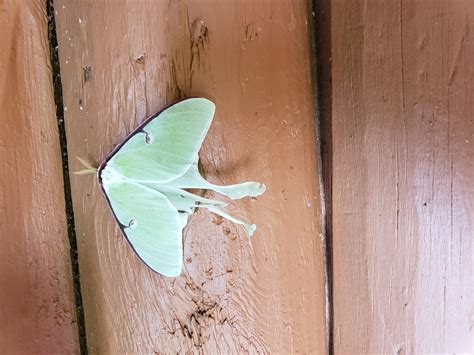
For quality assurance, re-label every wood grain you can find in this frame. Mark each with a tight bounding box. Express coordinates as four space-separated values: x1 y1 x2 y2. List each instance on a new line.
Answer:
0 0 79 353
331 0 474 352
55 0 327 353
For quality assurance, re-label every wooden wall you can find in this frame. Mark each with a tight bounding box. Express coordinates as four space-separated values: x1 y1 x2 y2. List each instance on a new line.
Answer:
1 0 473 353
0 0 79 353
329 0 474 353
54 0 327 353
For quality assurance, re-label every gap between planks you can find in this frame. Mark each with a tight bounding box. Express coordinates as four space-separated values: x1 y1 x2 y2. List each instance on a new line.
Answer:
46 1 88 354
310 0 334 354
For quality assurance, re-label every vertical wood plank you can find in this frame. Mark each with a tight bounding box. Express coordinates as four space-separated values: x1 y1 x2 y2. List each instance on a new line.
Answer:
0 0 79 353
55 0 327 353
331 0 474 352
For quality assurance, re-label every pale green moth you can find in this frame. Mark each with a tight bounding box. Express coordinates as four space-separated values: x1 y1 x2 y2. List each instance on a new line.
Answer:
77 98 265 277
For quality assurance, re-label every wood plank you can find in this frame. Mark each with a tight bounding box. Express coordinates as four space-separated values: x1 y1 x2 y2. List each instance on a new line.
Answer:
0 0 79 353
331 0 474 352
55 0 327 352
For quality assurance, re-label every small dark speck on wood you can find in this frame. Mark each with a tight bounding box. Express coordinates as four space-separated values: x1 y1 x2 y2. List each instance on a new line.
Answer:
83 65 92 82
135 54 145 64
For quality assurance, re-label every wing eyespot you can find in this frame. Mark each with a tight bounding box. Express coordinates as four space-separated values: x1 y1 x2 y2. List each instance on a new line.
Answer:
128 219 138 229
144 131 154 144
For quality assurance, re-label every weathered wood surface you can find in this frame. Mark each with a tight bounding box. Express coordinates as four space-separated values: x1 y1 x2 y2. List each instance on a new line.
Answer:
55 1 327 353
330 0 474 353
0 0 79 353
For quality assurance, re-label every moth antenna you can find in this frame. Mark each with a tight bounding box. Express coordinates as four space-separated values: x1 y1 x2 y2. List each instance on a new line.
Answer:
74 156 98 175
73 169 97 175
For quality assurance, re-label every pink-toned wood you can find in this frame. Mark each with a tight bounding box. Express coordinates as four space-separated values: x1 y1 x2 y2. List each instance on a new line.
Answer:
0 0 79 353
331 0 474 353
55 1 327 353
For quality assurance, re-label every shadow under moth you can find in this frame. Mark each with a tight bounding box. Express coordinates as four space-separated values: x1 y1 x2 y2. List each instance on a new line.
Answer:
76 98 266 277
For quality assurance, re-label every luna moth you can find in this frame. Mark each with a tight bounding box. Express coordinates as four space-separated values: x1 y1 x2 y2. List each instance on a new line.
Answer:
76 98 265 277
